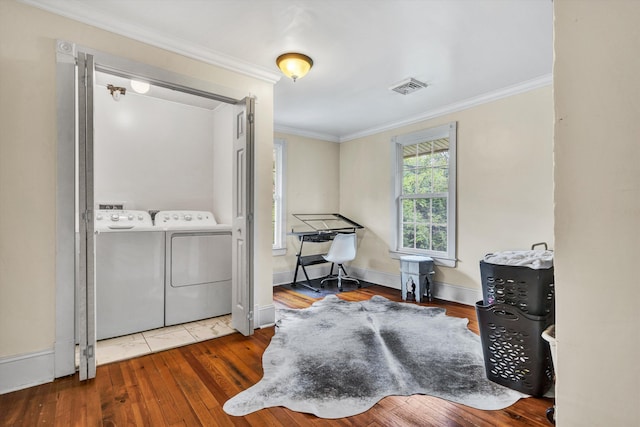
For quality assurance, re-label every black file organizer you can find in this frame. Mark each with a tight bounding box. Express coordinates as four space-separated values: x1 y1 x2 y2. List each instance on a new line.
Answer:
476 257 555 396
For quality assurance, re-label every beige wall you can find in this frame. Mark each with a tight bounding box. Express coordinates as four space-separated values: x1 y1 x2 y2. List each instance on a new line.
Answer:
272 132 340 275
0 0 273 358
554 1 640 425
340 87 554 290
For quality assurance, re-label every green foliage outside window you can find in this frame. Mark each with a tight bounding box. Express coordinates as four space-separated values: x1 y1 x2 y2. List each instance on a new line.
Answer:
401 139 449 253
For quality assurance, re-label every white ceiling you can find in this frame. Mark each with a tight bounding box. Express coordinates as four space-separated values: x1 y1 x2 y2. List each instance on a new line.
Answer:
23 0 553 142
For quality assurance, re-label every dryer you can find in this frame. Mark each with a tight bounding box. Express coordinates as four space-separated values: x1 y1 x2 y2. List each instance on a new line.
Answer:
95 210 165 340
155 211 232 326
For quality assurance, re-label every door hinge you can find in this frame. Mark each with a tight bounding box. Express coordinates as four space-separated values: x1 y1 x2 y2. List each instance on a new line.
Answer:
81 209 93 223
248 113 254 124
83 344 94 359
247 310 254 321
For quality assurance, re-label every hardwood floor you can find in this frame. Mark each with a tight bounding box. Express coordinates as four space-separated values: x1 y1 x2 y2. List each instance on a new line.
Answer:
0 285 554 426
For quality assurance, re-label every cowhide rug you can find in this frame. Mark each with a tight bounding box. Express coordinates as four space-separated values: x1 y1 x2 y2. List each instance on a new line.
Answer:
223 295 525 419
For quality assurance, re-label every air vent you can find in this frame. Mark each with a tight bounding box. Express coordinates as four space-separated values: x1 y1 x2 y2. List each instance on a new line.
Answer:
390 78 428 95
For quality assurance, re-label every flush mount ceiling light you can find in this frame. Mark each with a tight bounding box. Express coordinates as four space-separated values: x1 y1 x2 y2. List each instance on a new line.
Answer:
276 52 313 82
130 79 150 94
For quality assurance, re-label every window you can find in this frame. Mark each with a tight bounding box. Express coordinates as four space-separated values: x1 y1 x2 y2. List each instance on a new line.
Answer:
272 139 287 255
392 122 457 264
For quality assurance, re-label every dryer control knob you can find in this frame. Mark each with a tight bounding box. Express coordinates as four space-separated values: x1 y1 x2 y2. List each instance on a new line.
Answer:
185 214 192 221
138 215 143 220
173 214 179 220
197 214 202 220
128 214 134 220
96 214 103 220
111 214 119 221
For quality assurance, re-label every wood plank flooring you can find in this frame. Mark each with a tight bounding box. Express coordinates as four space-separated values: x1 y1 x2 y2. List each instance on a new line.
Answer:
0 285 554 426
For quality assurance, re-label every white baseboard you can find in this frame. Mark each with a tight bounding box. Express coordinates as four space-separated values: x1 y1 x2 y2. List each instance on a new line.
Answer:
432 281 482 306
54 338 76 378
347 266 400 288
273 266 482 307
255 303 276 329
272 264 332 285
0 350 54 395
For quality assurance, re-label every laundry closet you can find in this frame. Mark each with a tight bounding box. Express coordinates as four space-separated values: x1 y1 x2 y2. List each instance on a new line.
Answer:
92 71 235 353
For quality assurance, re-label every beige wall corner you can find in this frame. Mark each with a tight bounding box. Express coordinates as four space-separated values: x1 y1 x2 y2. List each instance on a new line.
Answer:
272 133 340 277
554 1 640 425
339 87 554 291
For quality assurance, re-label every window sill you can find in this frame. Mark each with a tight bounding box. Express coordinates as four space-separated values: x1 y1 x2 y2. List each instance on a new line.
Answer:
388 250 457 268
272 248 287 257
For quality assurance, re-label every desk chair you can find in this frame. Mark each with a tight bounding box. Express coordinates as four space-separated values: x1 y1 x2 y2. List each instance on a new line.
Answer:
320 233 360 292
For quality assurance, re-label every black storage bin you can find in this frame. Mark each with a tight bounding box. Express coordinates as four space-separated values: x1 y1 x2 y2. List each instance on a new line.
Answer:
480 260 555 316
475 301 555 396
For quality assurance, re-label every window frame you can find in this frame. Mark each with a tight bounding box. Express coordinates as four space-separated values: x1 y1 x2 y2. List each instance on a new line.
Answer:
391 122 457 266
272 138 287 255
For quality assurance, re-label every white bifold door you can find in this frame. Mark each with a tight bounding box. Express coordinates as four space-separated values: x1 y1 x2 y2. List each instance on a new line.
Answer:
231 98 255 336
76 51 97 381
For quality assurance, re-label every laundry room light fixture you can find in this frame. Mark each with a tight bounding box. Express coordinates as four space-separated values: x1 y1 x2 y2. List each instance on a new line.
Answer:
130 79 150 94
276 52 313 82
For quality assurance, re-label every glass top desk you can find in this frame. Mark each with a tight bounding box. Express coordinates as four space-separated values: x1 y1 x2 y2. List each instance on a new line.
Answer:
288 213 364 292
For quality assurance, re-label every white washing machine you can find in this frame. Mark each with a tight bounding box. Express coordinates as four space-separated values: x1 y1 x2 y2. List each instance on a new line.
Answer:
155 211 232 326
95 210 165 340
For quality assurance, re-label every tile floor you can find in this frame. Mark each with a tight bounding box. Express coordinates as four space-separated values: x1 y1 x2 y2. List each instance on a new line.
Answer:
77 314 235 366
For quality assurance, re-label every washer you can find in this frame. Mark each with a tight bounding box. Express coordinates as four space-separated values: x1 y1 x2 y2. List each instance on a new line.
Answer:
156 210 232 326
95 210 165 340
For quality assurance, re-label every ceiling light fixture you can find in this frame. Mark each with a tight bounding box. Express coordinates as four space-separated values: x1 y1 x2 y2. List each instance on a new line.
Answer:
130 80 150 94
276 52 313 82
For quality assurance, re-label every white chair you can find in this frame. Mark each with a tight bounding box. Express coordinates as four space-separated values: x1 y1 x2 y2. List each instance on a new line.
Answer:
320 233 360 292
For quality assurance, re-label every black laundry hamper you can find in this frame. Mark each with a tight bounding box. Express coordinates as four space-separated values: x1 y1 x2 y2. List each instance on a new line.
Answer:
479 260 555 316
475 301 555 396
476 244 555 397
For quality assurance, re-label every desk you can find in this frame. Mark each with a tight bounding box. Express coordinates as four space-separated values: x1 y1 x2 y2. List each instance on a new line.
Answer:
289 214 363 292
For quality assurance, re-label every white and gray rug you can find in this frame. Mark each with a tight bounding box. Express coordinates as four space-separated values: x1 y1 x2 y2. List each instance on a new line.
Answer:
223 295 525 419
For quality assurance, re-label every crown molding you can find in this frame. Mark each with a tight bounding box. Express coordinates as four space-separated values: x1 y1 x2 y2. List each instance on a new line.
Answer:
19 0 282 84
274 125 340 143
338 74 553 142
274 74 551 143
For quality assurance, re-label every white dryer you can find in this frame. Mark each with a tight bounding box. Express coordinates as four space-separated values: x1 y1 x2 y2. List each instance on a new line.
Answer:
95 210 165 340
155 211 232 326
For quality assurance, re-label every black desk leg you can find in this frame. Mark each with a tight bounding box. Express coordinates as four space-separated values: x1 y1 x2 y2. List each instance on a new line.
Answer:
291 239 320 293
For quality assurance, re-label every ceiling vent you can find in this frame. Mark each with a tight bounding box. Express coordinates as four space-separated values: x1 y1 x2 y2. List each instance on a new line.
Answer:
390 78 428 95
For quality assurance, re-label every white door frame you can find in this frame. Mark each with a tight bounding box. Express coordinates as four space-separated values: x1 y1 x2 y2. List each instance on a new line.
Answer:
54 40 78 378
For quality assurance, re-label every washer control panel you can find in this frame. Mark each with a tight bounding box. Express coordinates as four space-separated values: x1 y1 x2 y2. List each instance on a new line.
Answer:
154 210 217 227
95 210 153 229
